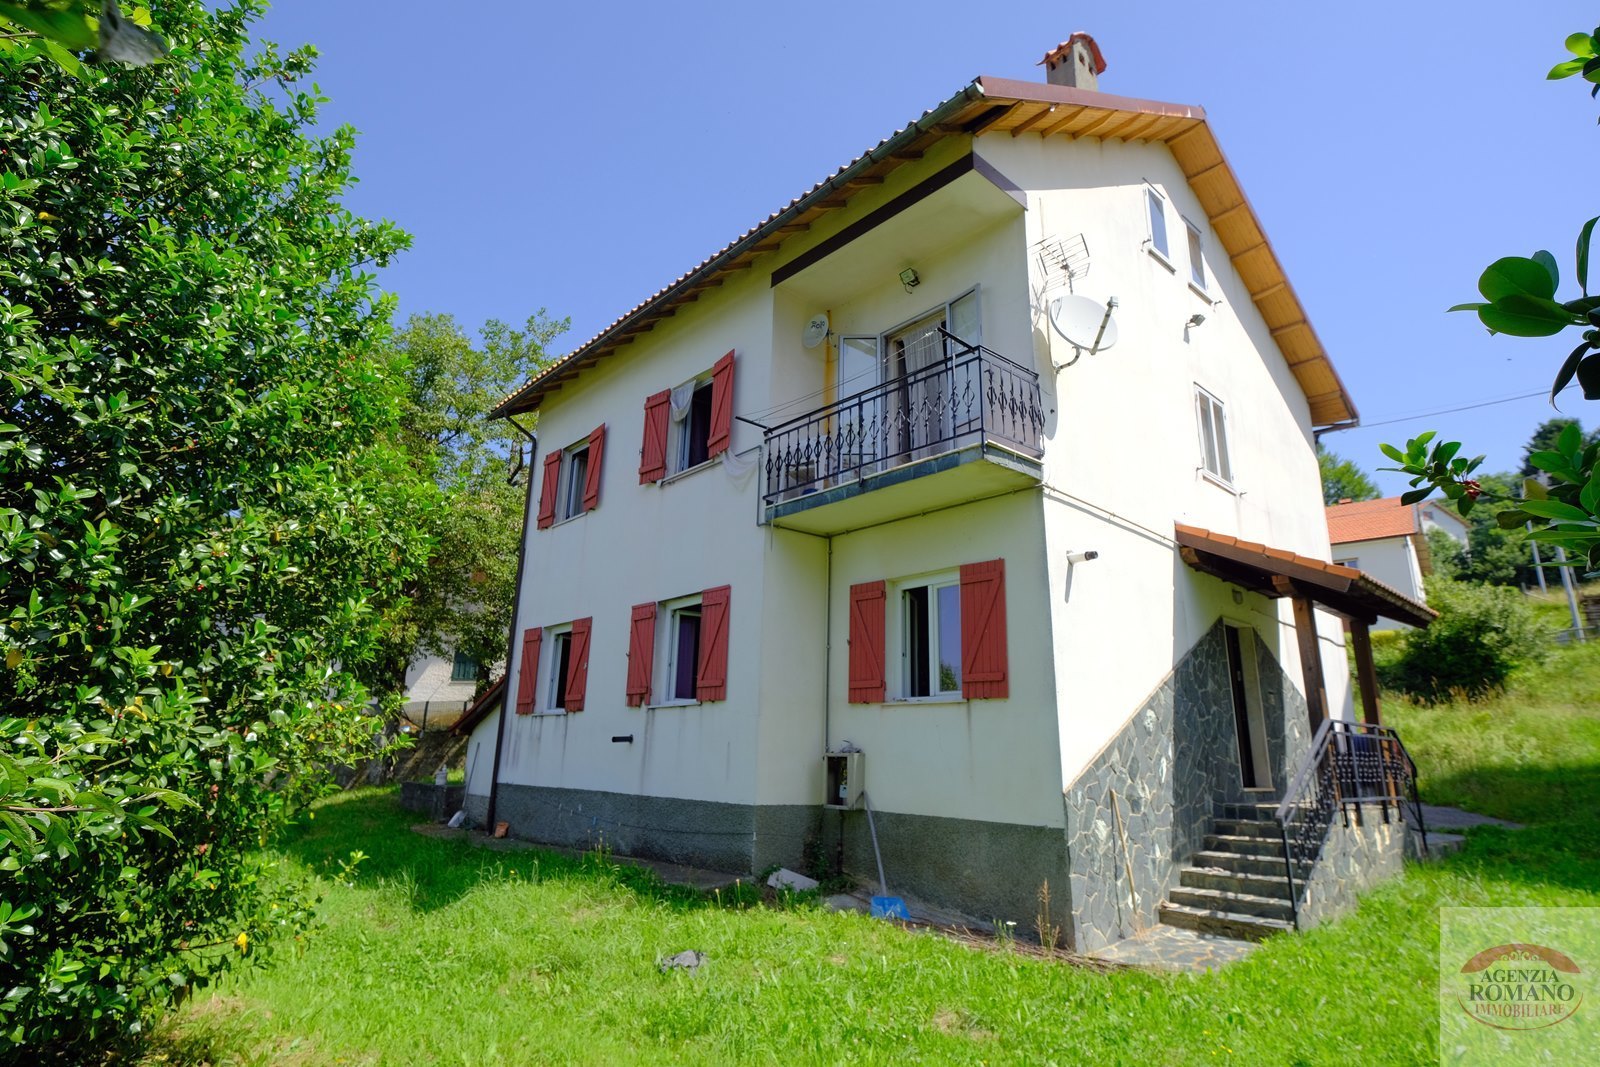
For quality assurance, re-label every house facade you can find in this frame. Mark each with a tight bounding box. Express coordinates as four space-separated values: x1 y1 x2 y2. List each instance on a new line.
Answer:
462 38 1431 951
1325 496 1460 630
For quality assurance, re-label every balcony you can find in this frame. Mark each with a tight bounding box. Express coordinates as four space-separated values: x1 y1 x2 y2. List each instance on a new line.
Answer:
762 334 1045 534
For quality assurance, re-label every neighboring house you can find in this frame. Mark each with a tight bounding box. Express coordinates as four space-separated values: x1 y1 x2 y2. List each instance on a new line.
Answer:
401 648 491 727
1419 500 1470 544
462 36 1432 952
1326 496 1459 630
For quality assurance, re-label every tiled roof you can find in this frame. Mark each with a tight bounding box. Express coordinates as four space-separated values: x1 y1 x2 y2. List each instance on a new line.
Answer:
491 77 1358 427
1175 523 1435 626
1326 497 1421 545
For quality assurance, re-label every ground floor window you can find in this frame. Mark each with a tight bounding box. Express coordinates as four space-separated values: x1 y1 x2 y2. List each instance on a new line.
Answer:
901 575 961 698
668 600 702 702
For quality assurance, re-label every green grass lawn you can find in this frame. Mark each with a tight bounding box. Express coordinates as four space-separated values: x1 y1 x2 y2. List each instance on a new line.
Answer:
144 644 1600 1066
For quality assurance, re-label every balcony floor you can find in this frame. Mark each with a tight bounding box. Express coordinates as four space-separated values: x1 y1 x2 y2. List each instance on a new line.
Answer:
764 441 1042 535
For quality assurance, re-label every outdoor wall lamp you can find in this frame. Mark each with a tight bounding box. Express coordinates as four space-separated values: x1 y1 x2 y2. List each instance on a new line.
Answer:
1186 313 1206 328
899 268 921 293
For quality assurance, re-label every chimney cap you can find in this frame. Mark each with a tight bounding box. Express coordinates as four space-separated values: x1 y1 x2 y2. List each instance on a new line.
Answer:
1039 32 1107 75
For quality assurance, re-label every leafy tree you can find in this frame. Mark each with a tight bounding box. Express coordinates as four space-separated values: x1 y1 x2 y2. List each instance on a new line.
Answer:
371 312 565 695
1425 526 1463 581
0 1 427 1053
1381 580 1546 702
1318 444 1380 505
1516 415 1593 476
1385 27 1600 575
1437 472 1536 587
0 1 169 74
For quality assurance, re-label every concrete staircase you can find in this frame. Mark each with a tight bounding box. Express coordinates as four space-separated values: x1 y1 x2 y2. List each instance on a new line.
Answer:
1158 804 1300 941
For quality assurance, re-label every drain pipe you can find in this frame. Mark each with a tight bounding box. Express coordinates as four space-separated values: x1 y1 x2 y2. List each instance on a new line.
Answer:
486 420 536 832
823 536 833 753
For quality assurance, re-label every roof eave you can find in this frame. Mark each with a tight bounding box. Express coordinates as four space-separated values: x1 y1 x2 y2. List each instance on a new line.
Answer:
489 81 995 419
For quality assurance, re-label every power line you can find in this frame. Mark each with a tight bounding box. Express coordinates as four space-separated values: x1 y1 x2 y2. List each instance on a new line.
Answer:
1327 389 1553 431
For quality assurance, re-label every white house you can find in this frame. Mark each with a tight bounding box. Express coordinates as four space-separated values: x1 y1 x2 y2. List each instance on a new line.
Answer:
1326 496 1461 630
462 36 1432 951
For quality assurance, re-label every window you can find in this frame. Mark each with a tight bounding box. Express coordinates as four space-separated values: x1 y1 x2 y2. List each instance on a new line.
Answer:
848 560 1008 704
640 351 734 484
537 617 590 712
901 576 962 698
549 628 573 709
673 379 715 474
1146 187 1169 260
559 441 590 521
1195 386 1233 484
1184 218 1206 291
666 598 702 702
643 586 731 705
450 650 478 682
1334 558 1359 569
537 424 605 528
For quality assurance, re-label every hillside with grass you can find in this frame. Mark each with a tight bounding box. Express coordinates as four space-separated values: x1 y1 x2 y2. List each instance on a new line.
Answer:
143 636 1600 1066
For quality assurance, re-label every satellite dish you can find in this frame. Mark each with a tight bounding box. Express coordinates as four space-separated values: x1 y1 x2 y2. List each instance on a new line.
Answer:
802 312 830 350
1048 294 1118 354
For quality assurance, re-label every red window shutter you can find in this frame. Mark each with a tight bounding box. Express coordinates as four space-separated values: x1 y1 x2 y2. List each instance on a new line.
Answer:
696 585 731 702
583 424 606 511
515 627 542 715
848 580 886 703
625 603 657 707
564 617 592 712
639 390 670 483
707 350 735 458
960 559 1009 699
536 450 562 529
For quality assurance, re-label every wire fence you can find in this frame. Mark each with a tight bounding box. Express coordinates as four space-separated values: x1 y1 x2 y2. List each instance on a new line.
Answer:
398 700 472 735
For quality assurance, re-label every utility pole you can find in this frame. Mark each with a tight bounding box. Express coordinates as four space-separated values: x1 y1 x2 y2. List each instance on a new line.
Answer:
1556 546 1587 641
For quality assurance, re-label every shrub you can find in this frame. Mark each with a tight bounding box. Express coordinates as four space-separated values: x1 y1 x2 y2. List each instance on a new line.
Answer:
0 3 426 1056
1383 579 1547 702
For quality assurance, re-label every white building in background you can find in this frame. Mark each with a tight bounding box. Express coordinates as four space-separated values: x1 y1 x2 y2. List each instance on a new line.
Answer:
461 35 1431 952
1326 495 1463 631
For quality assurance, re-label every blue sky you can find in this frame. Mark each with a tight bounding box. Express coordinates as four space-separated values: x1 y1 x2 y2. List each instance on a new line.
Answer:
252 1 1599 491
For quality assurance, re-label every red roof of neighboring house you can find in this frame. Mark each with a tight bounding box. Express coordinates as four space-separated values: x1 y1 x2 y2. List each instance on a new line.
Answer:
1325 496 1421 545
452 675 505 737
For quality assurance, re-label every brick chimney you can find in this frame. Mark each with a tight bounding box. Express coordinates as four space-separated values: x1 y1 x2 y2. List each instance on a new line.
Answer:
1039 32 1106 91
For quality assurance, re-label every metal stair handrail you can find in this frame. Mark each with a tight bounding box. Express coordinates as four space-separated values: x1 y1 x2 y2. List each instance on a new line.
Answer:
1272 717 1427 927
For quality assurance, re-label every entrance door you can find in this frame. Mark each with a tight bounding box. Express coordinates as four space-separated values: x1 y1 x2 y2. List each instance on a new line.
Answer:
1224 625 1271 790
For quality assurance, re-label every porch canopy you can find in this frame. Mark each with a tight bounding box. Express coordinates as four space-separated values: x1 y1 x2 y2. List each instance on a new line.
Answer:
1174 523 1435 730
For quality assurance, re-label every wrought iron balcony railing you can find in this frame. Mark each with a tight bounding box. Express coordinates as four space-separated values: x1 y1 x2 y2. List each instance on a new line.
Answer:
1273 717 1427 928
762 331 1045 505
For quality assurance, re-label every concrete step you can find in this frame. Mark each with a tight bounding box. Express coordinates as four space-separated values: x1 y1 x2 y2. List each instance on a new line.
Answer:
1215 801 1285 821
1180 865 1294 900
1190 849 1311 879
1203 833 1286 858
1169 886 1296 922
1158 901 1294 942
1209 817 1283 839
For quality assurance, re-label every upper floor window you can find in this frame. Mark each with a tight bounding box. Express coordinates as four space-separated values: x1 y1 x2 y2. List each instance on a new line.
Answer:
674 378 715 474
560 440 590 521
450 650 478 682
1195 386 1233 484
537 424 606 530
640 351 735 484
1184 218 1206 291
1146 187 1169 260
